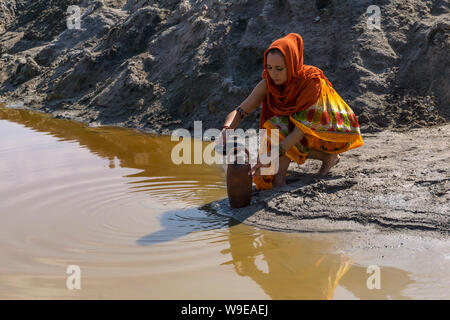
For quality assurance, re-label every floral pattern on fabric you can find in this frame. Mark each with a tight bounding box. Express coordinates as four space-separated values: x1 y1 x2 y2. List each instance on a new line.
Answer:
253 78 364 191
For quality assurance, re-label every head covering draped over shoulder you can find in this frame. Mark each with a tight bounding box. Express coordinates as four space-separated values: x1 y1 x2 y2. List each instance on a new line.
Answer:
260 33 333 129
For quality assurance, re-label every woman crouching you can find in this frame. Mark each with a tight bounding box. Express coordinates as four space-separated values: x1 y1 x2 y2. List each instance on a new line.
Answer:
218 33 363 190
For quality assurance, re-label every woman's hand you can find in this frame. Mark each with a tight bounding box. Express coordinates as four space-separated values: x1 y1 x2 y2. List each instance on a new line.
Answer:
249 153 272 177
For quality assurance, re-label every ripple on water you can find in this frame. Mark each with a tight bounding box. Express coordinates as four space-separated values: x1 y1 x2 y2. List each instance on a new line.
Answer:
0 112 229 278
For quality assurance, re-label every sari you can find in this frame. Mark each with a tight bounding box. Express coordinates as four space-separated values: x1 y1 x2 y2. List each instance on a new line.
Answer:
253 77 364 190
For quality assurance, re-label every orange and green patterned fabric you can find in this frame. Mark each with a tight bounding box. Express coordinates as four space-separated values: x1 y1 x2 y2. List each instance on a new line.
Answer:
253 78 364 190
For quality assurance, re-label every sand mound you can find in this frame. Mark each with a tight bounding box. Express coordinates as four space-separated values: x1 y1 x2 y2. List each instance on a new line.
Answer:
0 0 448 134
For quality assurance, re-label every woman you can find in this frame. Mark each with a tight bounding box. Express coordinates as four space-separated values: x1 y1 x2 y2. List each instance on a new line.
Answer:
219 33 363 190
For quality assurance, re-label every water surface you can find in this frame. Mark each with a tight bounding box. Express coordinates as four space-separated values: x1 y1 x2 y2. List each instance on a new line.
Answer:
0 104 447 299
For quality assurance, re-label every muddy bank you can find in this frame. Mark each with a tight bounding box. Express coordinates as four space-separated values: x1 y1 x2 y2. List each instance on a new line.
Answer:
203 124 449 239
0 0 449 135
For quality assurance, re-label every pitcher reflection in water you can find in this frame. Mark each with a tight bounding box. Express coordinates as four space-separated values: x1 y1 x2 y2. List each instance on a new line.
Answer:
217 33 363 190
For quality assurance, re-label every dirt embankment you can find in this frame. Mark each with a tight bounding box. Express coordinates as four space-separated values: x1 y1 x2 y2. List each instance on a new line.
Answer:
0 0 448 135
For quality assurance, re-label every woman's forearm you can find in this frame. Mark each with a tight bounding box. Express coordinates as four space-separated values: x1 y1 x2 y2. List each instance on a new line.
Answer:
223 110 241 129
280 126 304 152
223 112 303 155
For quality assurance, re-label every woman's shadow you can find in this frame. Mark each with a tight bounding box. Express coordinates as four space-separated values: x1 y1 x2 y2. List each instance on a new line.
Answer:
135 167 342 246
135 167 329 246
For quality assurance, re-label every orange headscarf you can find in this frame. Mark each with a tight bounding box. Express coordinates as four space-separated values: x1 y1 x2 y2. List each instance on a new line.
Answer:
260 33 333 128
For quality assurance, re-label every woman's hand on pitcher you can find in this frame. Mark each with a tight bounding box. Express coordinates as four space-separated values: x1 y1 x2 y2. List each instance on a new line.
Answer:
249 154 271 177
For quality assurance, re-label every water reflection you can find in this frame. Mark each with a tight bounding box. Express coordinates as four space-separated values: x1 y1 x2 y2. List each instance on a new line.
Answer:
0 104 416 299
222 223 414 300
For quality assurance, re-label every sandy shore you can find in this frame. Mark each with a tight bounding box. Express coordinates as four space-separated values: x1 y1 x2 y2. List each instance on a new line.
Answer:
204 124 449 240
201 124 450 288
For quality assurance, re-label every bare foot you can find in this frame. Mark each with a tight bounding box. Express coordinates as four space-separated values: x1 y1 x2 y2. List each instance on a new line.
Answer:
317 154 340 177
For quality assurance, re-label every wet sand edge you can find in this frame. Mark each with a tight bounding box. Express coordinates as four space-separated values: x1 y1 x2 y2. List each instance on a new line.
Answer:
205 123 450 241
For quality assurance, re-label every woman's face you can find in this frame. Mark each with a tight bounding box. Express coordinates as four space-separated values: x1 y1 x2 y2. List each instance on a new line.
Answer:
266 51 288 85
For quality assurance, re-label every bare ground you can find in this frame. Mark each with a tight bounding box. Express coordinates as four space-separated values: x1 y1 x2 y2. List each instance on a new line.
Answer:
203 124 450 239
0 0 449 135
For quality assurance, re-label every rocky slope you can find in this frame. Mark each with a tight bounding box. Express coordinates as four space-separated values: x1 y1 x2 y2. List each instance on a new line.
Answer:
0 0 448 135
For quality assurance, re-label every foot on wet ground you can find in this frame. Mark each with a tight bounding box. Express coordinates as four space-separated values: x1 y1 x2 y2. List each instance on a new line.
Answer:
317 154 340 177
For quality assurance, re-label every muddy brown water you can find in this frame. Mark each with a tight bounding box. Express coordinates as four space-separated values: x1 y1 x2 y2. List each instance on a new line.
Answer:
0 103 448 299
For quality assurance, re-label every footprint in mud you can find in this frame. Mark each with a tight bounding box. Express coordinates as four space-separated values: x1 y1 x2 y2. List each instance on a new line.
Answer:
290 179 358 198
414 179 449 187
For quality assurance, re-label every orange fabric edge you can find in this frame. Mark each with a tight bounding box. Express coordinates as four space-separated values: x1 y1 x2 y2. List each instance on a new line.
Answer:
289 116 364 151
